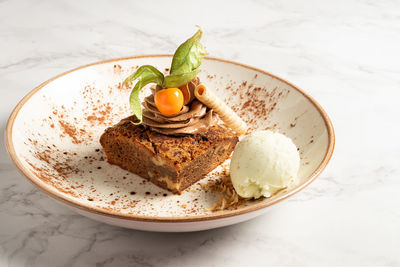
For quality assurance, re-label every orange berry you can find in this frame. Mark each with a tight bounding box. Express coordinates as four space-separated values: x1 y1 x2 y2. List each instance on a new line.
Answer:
154 88 184 116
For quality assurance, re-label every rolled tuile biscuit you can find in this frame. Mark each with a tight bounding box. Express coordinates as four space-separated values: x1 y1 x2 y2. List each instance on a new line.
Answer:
194 84 248 135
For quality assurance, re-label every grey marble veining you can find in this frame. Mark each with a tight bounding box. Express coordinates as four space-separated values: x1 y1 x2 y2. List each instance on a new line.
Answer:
1 0 399 266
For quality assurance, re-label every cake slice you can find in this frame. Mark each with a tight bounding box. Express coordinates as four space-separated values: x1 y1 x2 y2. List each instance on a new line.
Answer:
100 116 238 194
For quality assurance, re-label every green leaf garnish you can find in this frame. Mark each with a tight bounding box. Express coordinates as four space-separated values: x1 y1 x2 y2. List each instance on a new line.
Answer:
122 65 164 124
122 27 207 124
169 27 207 75
164 67 200 88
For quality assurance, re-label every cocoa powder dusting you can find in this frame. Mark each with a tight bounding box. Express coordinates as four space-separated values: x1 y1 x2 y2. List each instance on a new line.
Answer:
224 77 290 131
58 120 81 144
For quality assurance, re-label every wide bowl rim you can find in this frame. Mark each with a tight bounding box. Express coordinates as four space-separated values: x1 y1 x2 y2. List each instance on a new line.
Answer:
5 55 335 223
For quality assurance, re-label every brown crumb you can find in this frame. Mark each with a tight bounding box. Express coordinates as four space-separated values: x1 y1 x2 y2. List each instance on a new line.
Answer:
204 170 247 212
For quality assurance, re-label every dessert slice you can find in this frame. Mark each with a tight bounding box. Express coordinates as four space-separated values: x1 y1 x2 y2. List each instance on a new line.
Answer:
100 28 246 194
100 116 238 194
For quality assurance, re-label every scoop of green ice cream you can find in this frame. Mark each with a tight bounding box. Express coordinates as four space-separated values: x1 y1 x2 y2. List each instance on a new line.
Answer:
230 130 300 199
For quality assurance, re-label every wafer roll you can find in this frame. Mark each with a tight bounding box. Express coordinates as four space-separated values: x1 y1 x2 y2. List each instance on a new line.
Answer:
195 84 248 135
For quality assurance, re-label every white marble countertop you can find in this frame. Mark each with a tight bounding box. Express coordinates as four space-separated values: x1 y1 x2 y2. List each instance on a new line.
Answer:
1 0 399 266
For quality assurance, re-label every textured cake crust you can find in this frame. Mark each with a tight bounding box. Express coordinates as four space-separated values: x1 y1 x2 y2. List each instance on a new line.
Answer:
100 116 238 194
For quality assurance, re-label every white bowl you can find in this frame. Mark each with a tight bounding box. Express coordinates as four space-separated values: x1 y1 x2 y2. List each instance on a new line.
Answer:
6 55 334 232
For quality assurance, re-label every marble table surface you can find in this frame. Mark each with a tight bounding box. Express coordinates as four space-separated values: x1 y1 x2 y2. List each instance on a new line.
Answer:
1 0 399 266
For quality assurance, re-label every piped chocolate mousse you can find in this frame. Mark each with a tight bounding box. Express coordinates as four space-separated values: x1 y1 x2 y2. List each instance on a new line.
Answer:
142 77 216 135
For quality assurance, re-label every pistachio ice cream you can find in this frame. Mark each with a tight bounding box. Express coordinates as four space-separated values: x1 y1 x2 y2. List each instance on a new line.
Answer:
230 130 300 199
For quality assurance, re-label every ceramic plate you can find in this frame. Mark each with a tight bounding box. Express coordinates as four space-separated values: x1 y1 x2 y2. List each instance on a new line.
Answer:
6 55 334 232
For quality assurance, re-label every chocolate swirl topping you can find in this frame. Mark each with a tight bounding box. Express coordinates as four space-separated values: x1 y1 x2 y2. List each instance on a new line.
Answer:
142 77 216 135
